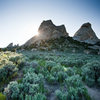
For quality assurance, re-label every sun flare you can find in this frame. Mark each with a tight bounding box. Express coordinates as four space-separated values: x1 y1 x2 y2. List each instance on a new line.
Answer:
27 25 39 37
33 31 39 36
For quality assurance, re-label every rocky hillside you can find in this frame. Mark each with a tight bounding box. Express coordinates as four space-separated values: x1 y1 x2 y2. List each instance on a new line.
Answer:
73 22 99 44
24 20 68 46
22 20 100 54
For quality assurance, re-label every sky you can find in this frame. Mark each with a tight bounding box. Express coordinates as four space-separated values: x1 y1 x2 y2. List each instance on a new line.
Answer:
0 0 100 48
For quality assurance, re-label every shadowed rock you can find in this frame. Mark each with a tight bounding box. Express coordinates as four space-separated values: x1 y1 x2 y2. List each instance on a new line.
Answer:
7 43 13 48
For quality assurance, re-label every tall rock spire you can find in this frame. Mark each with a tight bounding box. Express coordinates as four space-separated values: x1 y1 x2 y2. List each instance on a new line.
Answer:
24 20 68 46
73 22 99 44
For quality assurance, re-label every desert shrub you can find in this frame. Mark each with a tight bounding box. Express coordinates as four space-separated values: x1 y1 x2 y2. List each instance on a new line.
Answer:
65 75 91 100
24 94 34 100
66 67 82 76
42 64 67 84
29 54 40 60
1 59 7 65
22 72 45 94
38 60 46 66
45 64 67 84
31 61 39 68
45 61 56 72
56 71 67 83
9 56 22 65
61 59 85 67
11 48 16 52
65 75 83 88
82 61 100 87
22 67 35 74
46 74 56 84
55 90 67 100
4 72 45 99
23 72 44 84
66 67 75 76
0 68 7 82
18 61 27 69
0 93 6 100
23 83 39 95
0 64 18 83
33 93 46 100
51 65 64 73
44 55 55 61
0 48 2 52
97 77 100 86
36 66 45 74
4 81 19 100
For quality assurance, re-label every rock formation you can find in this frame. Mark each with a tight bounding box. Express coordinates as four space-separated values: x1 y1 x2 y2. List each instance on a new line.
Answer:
73 22 99 44
38 20 68 39
24 20 68 46
7 43 13 48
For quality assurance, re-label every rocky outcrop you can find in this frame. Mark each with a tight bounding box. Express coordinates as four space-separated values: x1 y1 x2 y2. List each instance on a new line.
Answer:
24 20 68 46
73 22 99 44
7 43 13 48
38 20 68 39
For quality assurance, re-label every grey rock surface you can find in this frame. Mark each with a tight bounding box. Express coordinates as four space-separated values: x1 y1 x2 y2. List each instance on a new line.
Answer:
73 22 99 44
24 20 68 46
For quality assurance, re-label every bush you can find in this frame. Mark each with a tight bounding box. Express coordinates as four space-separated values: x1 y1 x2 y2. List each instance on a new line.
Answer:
4 73 45 99
18 61 26 69
97 77 100 86
65 75 83 88
51 65 64 73
24 94 34 100
66 67 75 76
82 61 100 87
22 72 45 95
55 90 67 100
9 56 24 66
45 64 67 84
29 54 40 60
46 74 56 84
56 71 67 83
65 75 91 100
4 81 19 99
23 73 44 84
66 67 82 76
38 60 46 67
61 59 84 67
45 61 56 72
28 84 39 95
0 64 18 83
20 93 46 100
33 93 46 100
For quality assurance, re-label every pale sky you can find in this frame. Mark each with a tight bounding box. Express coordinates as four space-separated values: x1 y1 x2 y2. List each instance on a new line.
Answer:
0 0 100 47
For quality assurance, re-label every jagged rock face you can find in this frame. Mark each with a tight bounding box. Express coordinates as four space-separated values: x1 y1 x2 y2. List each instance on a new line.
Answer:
38 20 68 39
7 43 13 48
73 22 99 44
24 20 68 46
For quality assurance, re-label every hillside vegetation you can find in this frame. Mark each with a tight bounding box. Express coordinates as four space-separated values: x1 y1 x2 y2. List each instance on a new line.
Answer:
0 48 100 100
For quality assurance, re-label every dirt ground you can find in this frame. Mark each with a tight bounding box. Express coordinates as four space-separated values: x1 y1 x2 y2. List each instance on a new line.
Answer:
86 86 100 100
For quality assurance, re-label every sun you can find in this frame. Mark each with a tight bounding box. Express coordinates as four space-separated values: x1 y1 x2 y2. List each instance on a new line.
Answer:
27 25 39 36
33 31 39 36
